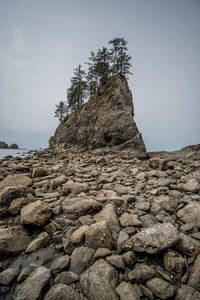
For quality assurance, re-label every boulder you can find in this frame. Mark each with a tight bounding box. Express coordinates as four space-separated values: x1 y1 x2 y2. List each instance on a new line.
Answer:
0 225 31 256
13 266 51 300
32 167 49 178
146 277 176 299
63 180 89 195
69 246 94 275
62 196 101 218
94 203 120 240
0 186 31 216
116 282 140 300
177 203 200 226
26 232 49 253
123 223 179 254
85 220 113 250
44 283 80 300
20 200 52 226
49 74 146 153
0 174 32 190
80 259 119 300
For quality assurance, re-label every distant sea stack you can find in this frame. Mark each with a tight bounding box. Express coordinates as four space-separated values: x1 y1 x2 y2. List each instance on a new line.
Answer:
0 141 9 149
49 74 146 155
0 141 19 149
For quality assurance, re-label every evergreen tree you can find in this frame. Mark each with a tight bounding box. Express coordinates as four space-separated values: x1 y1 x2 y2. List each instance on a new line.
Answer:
86 52 99 97
108 37 132 78
67 65 87 111
54 101 68 122
95 47 112 86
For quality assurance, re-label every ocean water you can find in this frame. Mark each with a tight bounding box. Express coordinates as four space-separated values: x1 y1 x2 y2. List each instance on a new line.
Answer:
0 149 33 159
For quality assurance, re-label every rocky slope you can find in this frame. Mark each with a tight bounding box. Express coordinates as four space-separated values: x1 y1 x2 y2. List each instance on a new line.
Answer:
0 144 200 299
49 74 146 154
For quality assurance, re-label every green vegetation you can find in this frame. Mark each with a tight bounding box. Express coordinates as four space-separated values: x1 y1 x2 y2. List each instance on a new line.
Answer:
54 37 132 122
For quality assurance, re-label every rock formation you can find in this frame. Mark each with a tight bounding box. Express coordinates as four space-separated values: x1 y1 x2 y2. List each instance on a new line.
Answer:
49 74 146 154
0 141 19 149
0 141 9 149
0 144 200 299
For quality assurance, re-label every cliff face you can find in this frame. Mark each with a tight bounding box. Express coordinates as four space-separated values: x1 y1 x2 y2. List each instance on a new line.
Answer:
49 74 146 153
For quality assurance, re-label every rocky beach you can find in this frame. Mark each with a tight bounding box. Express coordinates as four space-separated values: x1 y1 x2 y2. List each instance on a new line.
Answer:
0 75 199 299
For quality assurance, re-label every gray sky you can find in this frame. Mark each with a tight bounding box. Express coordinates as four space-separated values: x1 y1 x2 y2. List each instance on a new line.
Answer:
0 0 199 151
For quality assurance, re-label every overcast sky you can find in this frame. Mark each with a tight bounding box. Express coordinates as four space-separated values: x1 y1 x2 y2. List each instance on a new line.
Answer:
0 0 199 151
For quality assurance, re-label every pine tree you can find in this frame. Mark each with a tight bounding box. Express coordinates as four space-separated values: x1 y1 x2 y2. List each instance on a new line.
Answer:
67 65 87 112
95 47 112 86
54 101 68 122
86 52 99 97
108 37 132 78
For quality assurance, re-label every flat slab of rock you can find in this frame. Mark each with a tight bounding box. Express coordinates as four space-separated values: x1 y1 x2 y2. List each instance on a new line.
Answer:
0 225 31 256
62 196 101 218
123 223 179 254
80 259 119 300
20 200 52 226
13 266 51 300
0 174 32 190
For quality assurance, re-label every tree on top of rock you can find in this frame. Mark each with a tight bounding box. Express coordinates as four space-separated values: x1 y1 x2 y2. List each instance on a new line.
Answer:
54 101 68 122
109 37 132 79
67 65 88 111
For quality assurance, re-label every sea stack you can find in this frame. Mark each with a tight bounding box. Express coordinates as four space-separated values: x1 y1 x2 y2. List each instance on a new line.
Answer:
49 74 146 155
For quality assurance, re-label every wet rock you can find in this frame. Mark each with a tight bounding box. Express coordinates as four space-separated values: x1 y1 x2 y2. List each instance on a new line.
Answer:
106 255 125 270
163 249 185 279
20 200 52 226
182 179 200 193
26 232 49 253
128 263 155 283
188 255 200 289
62 196 101 218
69 246 94 274
32 167 49 178
119 212 142 227
80 259 119 300
116 281 140 300
85 220 113 250
146 277 176 299
94 203 120 240
51 255 70 274
0 265 19 285
123 223 179 254
44 283 80 300
0 225 31 256
55 271 78 284
13 266 51 300
63 180 89 195
0 174 32 190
